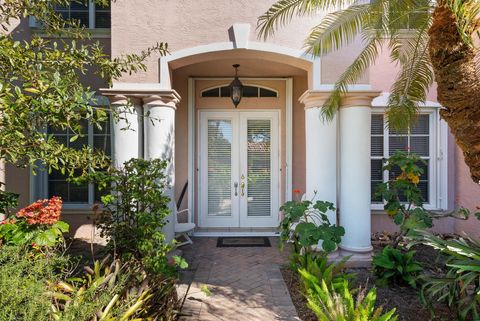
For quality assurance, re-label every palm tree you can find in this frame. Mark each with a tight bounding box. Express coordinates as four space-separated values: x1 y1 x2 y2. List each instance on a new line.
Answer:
258 0 480 183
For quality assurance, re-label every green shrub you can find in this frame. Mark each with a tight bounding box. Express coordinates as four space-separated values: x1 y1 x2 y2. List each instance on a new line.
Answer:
299 269 398 321
375 151 469 242
280 197 344 256
372 246 422 288
89 158 183 275
0 245 69 321
416 231 480 320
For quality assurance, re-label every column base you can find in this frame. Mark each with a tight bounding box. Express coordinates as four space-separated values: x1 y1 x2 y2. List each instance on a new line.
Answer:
336 247 373 268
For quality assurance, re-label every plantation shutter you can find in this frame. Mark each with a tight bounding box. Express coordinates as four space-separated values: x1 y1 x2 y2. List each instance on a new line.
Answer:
371 114 384 202
371 113 430 203
207 120 233 216
246 119 272 217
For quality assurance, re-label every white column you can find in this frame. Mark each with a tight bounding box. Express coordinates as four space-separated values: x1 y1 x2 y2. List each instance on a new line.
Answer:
300 91 338 224
300 91 338 254
109 95 142 167
339 92 379 259
143 94 179 243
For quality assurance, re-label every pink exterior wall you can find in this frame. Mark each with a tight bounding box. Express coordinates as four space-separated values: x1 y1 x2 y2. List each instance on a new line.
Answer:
454 147 480 237
4 2 480 238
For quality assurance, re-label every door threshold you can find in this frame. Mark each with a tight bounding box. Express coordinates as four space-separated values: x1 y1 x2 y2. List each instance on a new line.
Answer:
193 227 280 237
194 231 280 237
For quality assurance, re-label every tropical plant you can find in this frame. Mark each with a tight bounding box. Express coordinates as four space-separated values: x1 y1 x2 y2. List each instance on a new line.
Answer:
415 230 480 320
372 245 423 288
280 196 345 256
258 0 480 184
0 196 69 247
85 158 185 275
48 257 179 321
0 0 167 185
299 270 398 321
296 253 354 292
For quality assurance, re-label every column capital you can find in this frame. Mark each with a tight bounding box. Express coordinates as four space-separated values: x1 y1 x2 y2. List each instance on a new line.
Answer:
299 90 332 109
143 94 179 110
106 95 143 107
299 89 381 109
99 87 181 108
340 90 381 108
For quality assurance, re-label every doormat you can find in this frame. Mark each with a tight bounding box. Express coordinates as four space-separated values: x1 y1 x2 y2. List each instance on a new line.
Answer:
217 237 271 247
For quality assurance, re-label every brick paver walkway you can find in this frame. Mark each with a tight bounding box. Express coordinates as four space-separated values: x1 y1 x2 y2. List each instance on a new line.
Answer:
177 237 300 321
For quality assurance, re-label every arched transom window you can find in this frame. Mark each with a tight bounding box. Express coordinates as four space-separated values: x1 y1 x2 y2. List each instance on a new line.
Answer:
201 85 278 98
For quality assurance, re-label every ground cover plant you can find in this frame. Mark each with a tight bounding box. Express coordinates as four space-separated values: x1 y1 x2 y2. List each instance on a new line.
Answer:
415 230 480 320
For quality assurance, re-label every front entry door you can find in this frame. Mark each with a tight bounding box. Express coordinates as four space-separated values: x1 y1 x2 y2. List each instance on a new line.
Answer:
199 111 280 228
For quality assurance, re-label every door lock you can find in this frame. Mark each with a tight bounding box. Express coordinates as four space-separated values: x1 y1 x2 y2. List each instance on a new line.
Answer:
240 174 245 196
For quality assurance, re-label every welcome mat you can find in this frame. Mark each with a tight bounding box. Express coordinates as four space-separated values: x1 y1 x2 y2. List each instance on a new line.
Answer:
217 237 271 247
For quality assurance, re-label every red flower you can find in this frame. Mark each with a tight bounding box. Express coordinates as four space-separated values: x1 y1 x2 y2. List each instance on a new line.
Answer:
31 242 37 247
16 196 62 225
293 189 301 195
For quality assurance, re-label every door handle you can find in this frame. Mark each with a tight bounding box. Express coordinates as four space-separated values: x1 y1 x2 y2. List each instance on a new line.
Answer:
240 174 245 196
234 182 238 196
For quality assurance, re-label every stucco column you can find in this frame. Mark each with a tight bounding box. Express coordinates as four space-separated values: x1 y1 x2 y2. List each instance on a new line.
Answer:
339 91 380 262
299 91 338 224
108 95 143 167
143 92 180 243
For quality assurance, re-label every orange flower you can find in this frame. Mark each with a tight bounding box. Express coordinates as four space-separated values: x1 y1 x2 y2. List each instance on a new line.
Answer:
16 196 62 225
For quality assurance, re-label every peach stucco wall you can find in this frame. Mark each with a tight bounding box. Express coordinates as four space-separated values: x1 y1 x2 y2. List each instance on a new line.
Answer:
370 48 480 236
454 147 480 237
5 2 480 238
110 0 366 85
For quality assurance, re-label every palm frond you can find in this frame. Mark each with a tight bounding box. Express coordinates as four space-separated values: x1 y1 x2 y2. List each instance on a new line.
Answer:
443 0 480 47
321 35 383 120
304 4 372 56
257 0 356 40
386 22 433 130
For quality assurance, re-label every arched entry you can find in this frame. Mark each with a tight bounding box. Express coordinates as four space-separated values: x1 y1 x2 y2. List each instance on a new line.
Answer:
164 34 316 230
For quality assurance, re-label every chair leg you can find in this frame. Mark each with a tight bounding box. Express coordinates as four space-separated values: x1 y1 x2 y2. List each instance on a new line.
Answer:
175 232 193 247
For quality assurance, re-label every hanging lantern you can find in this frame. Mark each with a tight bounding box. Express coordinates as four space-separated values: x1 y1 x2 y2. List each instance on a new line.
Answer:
229 64 243 108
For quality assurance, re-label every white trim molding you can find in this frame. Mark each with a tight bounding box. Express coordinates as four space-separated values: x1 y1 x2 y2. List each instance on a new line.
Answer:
370 93 448 212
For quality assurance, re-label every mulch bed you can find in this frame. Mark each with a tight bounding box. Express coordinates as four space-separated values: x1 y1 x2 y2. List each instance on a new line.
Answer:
281 241 455 321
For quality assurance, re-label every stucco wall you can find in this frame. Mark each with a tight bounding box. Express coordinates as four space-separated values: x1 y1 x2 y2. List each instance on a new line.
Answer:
454 147 480 237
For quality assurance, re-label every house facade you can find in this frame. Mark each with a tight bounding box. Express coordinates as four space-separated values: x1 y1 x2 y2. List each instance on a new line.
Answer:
5 1 480 259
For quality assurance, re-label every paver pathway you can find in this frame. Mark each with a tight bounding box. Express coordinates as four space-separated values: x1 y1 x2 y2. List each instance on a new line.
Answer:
177 237 300 321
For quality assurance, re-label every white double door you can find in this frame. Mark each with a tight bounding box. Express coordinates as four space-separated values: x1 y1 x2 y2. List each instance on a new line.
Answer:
199 111 280 228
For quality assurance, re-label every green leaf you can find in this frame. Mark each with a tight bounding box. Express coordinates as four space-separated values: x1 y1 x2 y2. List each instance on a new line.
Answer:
53 220 70 233
173 255 188 269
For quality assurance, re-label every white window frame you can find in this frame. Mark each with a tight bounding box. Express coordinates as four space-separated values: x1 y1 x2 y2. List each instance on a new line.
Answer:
371 106 449 211
29 0 110 30
200 83 279 98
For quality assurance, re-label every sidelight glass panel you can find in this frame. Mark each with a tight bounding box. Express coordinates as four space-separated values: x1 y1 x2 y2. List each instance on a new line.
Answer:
207 120 233 216
247 119 271 217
